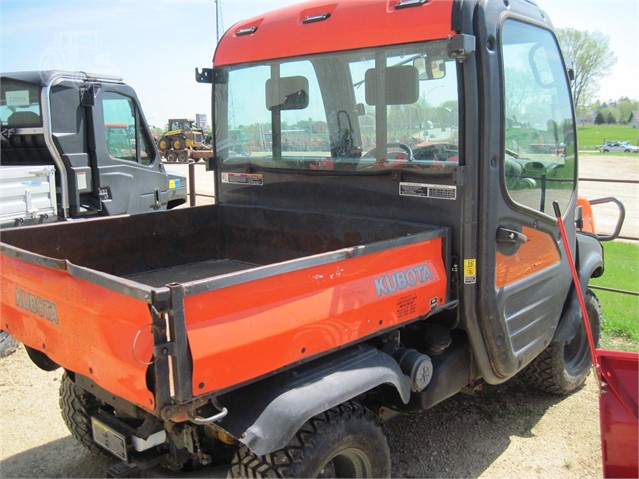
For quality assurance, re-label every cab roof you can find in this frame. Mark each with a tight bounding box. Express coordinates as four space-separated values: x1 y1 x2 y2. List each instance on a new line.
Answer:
1 71 124 87
214 0 456 66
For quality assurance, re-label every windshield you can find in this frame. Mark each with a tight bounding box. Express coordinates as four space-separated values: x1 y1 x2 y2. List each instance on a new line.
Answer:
214 40 459 173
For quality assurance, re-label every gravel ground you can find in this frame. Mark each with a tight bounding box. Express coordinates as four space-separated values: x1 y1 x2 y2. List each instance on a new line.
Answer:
0 345 602 478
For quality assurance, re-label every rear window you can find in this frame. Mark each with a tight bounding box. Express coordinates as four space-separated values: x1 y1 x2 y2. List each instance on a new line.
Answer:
0 79 43 127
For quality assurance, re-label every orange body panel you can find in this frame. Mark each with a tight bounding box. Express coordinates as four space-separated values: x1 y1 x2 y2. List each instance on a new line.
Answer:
495 227 560 289
0 254 155 410
214 0 455 66
186 238 446 396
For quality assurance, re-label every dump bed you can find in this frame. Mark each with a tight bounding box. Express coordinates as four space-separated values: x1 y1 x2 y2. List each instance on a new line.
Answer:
0 204 449 418
0 164 57 228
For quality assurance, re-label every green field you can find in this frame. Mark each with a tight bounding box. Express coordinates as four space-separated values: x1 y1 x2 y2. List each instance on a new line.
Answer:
577 124 639 151
589 241 639 351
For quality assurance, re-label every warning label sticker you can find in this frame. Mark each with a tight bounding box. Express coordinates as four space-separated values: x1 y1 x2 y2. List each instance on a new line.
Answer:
221 172 263 186
396 294 418 319
463 259 477 284
399 182 457 200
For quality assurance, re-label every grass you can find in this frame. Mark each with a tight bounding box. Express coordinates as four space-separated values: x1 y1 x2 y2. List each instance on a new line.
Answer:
577 124 639 151
589 241 639 351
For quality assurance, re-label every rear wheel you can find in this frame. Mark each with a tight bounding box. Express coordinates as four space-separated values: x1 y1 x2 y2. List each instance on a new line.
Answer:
173 138 185 150
166 151 178 163
228 402 392 478
59 372 111 458
0 330 19 358
522 289 601 395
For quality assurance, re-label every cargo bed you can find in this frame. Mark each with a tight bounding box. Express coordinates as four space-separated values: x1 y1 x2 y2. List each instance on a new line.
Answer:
1 204 449 418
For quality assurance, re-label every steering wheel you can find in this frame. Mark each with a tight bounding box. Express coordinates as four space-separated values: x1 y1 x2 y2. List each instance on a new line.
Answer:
363 142 413 161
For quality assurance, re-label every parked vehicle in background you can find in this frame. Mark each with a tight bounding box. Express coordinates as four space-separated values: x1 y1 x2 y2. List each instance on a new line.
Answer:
157 118 211 162
0 70 187 229
600 141 639 153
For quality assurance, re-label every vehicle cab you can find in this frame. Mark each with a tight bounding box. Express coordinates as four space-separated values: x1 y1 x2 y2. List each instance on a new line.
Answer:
200 0 594 385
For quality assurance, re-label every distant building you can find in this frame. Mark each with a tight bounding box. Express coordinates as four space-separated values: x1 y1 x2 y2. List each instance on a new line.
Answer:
196 114 208 131
577 112 596 125
629 111 639 128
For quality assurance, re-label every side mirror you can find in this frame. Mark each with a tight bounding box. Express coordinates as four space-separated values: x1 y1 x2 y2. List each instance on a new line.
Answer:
414 57 446 80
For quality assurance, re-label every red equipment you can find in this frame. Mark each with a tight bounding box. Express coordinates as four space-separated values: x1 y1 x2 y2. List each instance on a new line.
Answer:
553 201 638 479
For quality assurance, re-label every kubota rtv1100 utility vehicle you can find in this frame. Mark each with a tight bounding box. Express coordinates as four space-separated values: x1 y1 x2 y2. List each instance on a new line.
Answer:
0 0 626 477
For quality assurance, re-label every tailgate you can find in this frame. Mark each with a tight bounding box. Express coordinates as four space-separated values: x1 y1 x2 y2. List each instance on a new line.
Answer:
0 246 158 410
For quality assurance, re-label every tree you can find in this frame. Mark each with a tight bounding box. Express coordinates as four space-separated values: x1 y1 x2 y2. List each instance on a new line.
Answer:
594 112 605 125
556 29 617 111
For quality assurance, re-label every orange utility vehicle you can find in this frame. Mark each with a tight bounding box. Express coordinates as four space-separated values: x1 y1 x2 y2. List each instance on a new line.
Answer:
0 0 625 477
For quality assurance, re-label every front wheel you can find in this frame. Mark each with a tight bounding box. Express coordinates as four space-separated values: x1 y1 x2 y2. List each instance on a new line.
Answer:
228 402 392 478
521 289 601 395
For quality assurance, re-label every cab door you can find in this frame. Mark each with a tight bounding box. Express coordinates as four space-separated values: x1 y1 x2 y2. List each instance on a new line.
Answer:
93 86 170 216
477 18 578 378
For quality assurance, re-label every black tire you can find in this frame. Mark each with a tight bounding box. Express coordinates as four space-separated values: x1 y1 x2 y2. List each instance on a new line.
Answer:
0 330 19 358
166 151 178 163
522 289 601 395
173 138 185 150
228 402 392 478
59 373 112 458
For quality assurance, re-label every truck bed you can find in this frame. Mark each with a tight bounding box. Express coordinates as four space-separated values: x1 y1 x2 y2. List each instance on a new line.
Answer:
127 258 256 287
0 204 449 415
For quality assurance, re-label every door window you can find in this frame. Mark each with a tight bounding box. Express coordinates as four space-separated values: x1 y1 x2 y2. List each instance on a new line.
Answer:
501 20 576 216
102 92 153 166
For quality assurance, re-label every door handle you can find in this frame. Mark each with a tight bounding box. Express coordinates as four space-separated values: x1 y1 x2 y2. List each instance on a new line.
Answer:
496 227 528 245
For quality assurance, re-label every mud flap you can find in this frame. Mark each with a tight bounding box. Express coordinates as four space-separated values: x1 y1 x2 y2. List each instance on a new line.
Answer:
217 345 411 456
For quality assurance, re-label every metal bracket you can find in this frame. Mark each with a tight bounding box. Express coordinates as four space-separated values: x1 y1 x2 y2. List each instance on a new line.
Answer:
195 68 213 84
448 34 476 63
79 83 99 107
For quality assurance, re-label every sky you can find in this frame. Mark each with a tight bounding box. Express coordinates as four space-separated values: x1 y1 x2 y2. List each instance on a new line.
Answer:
1 0 637 127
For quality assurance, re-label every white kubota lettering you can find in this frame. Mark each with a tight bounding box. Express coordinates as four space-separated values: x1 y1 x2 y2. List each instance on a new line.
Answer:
374 263 434 297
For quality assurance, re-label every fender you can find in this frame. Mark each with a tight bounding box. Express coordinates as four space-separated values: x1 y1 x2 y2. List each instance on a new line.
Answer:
554 233 603 343
216 344 411 456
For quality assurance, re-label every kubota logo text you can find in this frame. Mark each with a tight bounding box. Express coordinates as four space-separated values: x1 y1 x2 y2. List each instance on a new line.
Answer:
374 263 434 297
15 288 59 324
